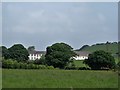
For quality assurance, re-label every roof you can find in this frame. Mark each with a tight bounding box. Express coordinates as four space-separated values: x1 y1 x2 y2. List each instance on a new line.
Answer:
29 51 46 55
74 51 90 56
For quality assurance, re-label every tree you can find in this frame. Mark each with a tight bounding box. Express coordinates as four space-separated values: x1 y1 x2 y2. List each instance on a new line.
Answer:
34 55 46 65
8 44 29 62
0 46 10 59
45 42 76 69
28 46 35 52
83 50 116 70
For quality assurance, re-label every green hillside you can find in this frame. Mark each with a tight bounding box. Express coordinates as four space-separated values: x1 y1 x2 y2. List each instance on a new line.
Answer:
77 42 118 56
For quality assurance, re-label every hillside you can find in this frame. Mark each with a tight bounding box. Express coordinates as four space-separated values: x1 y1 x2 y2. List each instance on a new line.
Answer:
76 42 118 56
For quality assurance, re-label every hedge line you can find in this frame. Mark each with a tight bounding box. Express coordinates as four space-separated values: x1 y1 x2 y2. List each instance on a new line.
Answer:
2 59 54 69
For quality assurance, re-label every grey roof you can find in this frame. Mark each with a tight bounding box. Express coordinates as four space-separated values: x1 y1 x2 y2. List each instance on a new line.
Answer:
74 51 90 56
29 51 46 55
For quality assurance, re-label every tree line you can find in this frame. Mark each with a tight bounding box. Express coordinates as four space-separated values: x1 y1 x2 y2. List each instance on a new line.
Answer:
0 42 120 70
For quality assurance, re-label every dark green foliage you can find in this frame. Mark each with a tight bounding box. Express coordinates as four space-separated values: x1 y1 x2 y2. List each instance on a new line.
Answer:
34 55 46 65
34 59 41 65
117 61 120 68
2 59 55 69
45 42 76 69
0 46 10 59
27 46 35 52
118 62 120 66
84 50 116 70
65 61 76 70
39 55 46 65
8 44 29 62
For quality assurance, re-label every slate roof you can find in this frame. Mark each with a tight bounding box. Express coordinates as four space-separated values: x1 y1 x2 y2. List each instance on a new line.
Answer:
29 51 46 55
28 50 90 56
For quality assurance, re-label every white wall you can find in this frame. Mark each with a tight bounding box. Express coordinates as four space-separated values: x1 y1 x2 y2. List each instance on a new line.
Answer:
73 56 88 60
28 54 43 60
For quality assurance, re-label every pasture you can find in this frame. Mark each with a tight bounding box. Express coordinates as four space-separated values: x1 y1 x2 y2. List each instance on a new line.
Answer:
80 43 118 55
0 69 1 90
2 69 118 88
73 60 85 67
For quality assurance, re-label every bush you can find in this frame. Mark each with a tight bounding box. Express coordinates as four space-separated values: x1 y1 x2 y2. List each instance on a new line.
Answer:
38 65 46 69
2 59 14 69
13 60 19 69
47 66 54 69
84 50 116 70
19 62 26 69
2 59 55 69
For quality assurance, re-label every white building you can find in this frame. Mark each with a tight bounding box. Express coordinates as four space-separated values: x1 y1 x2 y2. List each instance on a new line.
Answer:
73 51 90 60
28 51 46 60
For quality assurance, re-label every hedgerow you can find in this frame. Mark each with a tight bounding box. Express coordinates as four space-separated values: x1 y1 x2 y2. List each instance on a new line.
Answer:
2 59 55 69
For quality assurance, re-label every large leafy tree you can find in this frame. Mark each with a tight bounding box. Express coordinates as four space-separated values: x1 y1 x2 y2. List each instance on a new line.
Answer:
45 42 76 69
83 50 116 70
27 46 35 52
8 44 29 62
0 46 10 59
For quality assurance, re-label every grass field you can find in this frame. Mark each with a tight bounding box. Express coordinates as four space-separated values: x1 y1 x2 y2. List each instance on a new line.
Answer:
0 68 2 90
2 69 118 88
73 60 86 67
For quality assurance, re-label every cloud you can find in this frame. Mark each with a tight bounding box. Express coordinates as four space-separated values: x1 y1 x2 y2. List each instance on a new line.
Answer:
29 10 45 19
97 13 106 22
0 3 2 45
2 2 118 50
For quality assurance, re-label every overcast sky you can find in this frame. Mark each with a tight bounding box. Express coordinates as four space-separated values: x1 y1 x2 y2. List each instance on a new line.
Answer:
2 2 118 50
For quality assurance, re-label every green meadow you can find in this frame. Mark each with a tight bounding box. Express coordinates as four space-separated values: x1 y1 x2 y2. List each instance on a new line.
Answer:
73 60 86 67
0 69 2 90
79 43 118 55
2 69 118 88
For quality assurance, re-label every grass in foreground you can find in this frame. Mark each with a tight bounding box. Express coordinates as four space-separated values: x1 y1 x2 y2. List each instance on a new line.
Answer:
2 69 118 88
0 68 2 90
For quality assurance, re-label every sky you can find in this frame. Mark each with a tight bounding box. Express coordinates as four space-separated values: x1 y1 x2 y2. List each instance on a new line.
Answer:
2 2 118 51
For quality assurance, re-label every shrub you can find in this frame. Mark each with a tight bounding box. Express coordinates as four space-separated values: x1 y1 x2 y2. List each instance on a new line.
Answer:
19 62 26 69
47 66 54 69
2 59 14 69
38 65 46 69
12 60 19 69
2 59 55 69
84 50 116 70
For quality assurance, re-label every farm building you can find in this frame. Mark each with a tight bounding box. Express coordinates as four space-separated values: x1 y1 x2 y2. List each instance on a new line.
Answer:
72 51 90 60
28 51 46 60
28 50 90 61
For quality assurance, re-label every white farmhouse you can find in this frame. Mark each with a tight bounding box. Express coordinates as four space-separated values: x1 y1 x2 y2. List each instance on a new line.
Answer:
28 51 46 60
73 51 90 60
